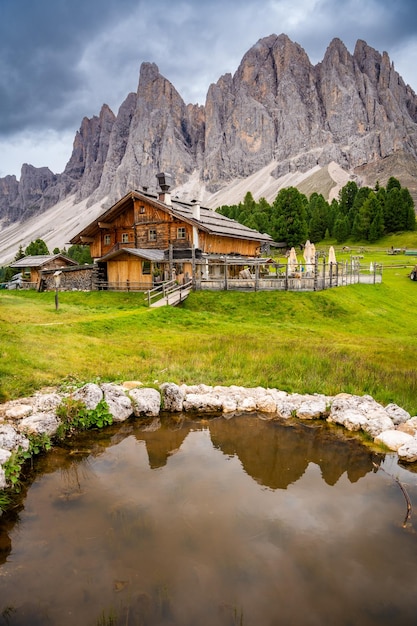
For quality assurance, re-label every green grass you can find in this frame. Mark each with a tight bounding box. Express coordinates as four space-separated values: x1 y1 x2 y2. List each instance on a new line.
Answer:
1 241 417 413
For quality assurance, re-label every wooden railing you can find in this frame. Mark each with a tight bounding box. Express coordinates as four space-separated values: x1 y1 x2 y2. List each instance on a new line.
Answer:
145 279 193 307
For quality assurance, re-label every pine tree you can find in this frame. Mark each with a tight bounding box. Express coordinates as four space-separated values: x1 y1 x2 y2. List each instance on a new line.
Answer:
272 187 308 247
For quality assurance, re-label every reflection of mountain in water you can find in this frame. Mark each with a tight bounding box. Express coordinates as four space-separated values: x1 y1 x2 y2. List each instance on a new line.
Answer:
133 417 192 469
208 416 380 489
0 414 381 566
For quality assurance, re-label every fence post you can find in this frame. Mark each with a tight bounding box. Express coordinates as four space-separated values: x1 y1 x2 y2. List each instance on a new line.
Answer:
224 257 228 291
313 253 318 291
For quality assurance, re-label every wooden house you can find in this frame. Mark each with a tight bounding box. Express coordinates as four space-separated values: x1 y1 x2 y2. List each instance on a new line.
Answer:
9 254 78 288
69 174 274 289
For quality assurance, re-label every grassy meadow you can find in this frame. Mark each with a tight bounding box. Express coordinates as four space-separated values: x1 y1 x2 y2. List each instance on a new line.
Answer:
1 237 417 413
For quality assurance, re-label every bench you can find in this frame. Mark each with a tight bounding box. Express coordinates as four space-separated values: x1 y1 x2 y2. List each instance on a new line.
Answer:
405 251 417 256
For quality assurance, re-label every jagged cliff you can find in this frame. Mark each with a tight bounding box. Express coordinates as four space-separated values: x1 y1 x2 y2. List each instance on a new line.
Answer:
1 33 417 228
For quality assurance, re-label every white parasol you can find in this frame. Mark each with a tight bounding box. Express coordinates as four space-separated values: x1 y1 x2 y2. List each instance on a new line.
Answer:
328 246 337 266
288 247 298 274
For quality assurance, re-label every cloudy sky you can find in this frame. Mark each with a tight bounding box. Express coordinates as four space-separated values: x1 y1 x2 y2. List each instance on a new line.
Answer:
1 0 416 179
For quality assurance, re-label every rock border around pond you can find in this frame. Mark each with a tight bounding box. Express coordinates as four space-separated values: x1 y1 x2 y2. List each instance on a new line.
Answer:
1 382 417 489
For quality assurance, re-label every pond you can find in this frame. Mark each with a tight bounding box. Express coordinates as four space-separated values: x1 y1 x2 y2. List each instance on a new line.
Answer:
1 414 417 625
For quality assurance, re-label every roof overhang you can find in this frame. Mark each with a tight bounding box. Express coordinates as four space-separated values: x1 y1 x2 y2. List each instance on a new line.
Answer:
99 248 166 263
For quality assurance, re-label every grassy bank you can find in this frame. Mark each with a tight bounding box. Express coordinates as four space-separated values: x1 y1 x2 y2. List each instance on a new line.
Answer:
1 248 417 413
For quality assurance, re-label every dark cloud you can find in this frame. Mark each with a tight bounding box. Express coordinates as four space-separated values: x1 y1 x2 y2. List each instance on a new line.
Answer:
0 0 416 177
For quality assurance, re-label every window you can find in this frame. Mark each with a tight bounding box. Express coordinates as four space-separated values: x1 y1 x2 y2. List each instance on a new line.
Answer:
148 228 157 241
121 233 129 243
177 227 186 239
142 261 151 275
104 234 111 245
140 205 145 214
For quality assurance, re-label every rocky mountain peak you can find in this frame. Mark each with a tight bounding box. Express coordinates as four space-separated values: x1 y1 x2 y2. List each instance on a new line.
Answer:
1 33 417 240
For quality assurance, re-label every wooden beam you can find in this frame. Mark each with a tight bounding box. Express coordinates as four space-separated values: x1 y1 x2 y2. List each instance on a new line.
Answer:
98 222 112 229
80 236 94 243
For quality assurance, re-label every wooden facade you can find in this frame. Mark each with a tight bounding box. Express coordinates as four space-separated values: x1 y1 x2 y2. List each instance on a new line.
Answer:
10 254 78 288
70 184 273 287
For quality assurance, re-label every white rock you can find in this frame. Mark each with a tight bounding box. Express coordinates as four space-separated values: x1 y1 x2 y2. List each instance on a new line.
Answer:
5 404 33 420
362 409 395 438
256 393 278 413
0 448 12 464
297 396 329 420
328 408 368 431
72 383 103 410
222 397 238 413
101 383 133 422
183 393 223 412
0 468 7 490
129 388 161 417
374 430 414 451
18 412 60 436
384 403 410 425
398 438 417 463
237 395 257 412
160 383 185 412
275 394 305 419
0 424 30 452
33 392 63 413
328 393 393 435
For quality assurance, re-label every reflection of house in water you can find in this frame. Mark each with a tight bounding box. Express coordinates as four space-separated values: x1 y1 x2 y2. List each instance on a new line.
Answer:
209 416 378 489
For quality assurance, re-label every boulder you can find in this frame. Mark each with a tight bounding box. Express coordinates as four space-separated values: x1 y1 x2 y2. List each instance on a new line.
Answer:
384 403 411 425
18 412 60 437
5 404 33 420
72 383 103 410
101 383 133 422
328 393 394 435
362 409 395 438
276 393 313 419
0 448 12 465
296 395 330 420
374 430 414 451
256 393 278 414
183 393 224 413
160 383 185 412
397 438 417 463
129 388 161 417
0 424 30 452
32 392 63 413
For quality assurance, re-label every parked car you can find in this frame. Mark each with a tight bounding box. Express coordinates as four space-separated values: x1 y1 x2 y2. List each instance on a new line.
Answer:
6 273 23 289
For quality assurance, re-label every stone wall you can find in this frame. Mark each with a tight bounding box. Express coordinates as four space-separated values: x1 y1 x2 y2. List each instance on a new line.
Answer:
40 265 95 291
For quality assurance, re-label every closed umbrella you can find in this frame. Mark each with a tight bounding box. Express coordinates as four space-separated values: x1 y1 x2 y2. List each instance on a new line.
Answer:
303 240 314 273
288 247 298 274
303 240 312 264
328 246 337 266
310 243 317 264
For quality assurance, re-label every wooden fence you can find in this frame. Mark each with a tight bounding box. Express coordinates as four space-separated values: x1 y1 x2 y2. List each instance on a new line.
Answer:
193 259 382 292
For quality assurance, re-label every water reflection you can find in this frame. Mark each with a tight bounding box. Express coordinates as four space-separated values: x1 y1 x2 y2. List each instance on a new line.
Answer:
209 416 378 488
0 414 416 626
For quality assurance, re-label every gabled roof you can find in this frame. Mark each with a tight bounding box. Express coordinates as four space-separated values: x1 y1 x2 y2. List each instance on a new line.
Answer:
10 254 78 268
69 190 273 244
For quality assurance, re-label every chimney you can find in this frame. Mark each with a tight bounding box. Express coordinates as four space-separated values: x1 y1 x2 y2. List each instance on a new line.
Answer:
191 199 201 221
156 172 172 205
